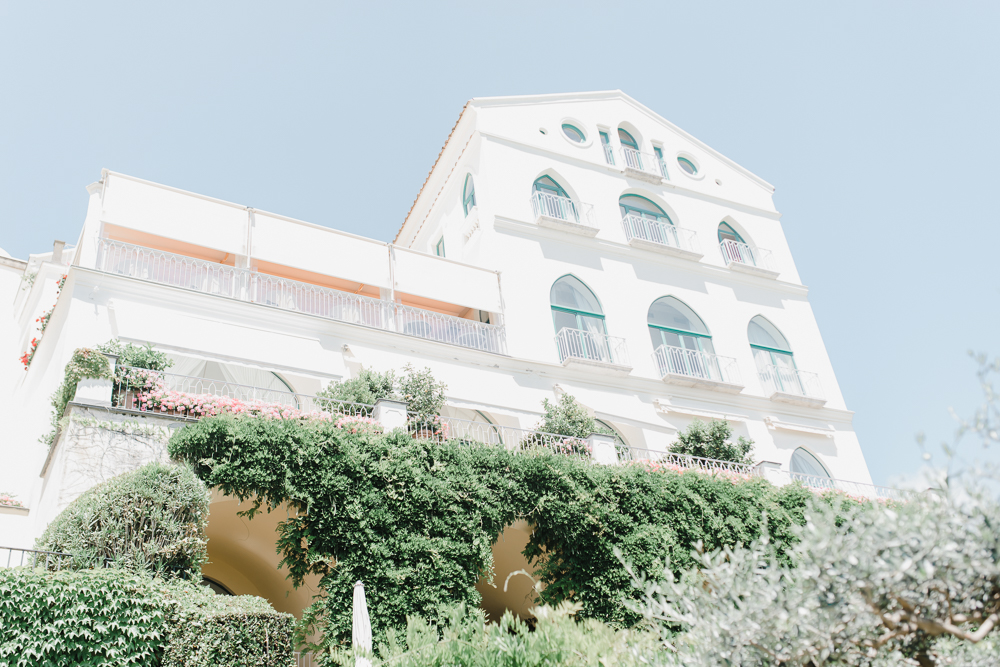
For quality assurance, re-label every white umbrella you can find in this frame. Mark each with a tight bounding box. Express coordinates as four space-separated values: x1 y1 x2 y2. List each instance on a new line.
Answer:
352 581 372 667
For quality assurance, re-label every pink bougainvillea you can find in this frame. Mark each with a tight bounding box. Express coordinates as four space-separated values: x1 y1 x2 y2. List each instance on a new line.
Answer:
334 415 384 435
0 492 25 508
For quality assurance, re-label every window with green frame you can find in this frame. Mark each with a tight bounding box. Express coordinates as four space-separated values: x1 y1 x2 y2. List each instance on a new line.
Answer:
618 128 638 149
462 174 476 216
561 124 585 143
718 221 745 244
533 176 577 222
747 315 802 394
533 175 568 198
550 276 609 362
599 131 614 165
790 447 831 479
647 296 714 355
434 237 445 257
677 156 698 175
653 146 669 178
619 194 672 223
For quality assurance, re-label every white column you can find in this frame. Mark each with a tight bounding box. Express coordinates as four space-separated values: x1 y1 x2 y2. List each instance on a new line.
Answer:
588 433 619 465
374 399 407 432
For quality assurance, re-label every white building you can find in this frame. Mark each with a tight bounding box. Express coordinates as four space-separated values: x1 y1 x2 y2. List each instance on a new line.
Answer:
0 90 875 619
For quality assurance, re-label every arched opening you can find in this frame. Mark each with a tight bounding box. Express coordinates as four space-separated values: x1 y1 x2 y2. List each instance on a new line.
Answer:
719 221 764 267
550 275 609 362
463 174 476 216
648 297 717 379
790 447 831 479
619 194 680 247
531 175 578 222
748 316 801 395
164 355 300 408
618 127 643 170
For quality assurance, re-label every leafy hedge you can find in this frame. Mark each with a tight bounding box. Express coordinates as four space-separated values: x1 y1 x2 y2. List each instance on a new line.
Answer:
0 568 294 667
41 347 112 449
168 414 853 657
36 462 210 580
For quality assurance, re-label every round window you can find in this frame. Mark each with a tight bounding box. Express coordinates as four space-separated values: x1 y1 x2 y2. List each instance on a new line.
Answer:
561 124 585 143
677 157 698 175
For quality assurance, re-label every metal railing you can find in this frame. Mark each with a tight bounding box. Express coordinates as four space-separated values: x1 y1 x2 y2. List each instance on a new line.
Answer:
720 239 775 271
621 449 756 477
653 345 742 386
758 364 824 400
110 365 376 419
394 304 506 354
1 546 110 571
621 214 700 253
529 191 594 227
96 239 506 354
554 328 630 367
619 147 663 177
760 469 906 502
406 413 593 457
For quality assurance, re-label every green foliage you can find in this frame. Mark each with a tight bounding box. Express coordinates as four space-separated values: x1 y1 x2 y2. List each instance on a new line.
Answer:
344 602 660 667
96 340 174 372
669 419 754 465
0 568 294 667
159 580 295 667
317 368 396 409
36 462 209 580
535 394 604 438
0 568 164 667
169 414 520 658
41 347 113 449
169 414 832 658
397 364 447 423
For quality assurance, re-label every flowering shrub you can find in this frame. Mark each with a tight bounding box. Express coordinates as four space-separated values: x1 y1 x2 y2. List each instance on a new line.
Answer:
638 458 754 484
0 492 24 508
19 274 66 370
334 415 383 435
408 413 450 440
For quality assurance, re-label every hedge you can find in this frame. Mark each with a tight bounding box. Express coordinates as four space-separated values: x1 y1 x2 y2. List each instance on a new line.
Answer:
0 568 294 667
36 462 209 580
167 414 862 659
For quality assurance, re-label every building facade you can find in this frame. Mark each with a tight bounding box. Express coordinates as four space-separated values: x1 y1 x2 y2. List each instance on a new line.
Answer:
0 90 873 620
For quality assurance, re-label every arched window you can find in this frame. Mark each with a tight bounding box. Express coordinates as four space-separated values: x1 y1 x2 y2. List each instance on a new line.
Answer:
462 174 476 216
790 447 831 479
533 176 577 222
648 297 717 379
595 418 627 448
551 275 608 361
621 195 680 248
718 222 745 244
748 316 800 393
618 128 638 149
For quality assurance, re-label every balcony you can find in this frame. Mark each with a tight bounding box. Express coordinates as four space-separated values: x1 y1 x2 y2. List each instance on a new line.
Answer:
96 239 506 355
529 192 597 237
554 327 632 375
621 215 702 260
720 239 779 279
619 147 664 183
653 345 743 393
758 364 826 407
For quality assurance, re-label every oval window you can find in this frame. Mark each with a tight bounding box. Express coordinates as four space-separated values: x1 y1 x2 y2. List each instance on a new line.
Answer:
562 124 585 143
677 157 698 175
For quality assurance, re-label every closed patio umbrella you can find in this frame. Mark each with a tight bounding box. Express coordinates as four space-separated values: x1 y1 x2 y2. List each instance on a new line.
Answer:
352 581 372 667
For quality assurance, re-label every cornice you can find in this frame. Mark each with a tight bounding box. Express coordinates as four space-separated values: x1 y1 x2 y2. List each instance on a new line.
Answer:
492 216 810 298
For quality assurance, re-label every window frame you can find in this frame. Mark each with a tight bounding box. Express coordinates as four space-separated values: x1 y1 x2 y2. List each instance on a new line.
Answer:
599 131 614 165
462 174 476 216
619 194 673 223
434 237 446 258
561 123 585 143
618 128 638 150
718 221 746 244
677 156 698 175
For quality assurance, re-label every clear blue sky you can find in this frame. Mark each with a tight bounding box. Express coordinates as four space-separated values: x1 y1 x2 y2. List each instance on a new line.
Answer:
1 2 997 485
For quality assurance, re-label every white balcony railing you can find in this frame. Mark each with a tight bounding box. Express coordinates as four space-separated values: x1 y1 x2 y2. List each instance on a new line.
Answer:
758 364 824 401
96 239 506 355
394 303 506 354
758 468 907 502
621 214 700 254
653 345 742 385
619 147 663 178
529 191 595 227
555 327 630 367
720 239 775 271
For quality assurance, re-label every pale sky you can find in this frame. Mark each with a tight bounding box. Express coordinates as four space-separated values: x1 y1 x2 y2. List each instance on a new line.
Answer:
1 1 997 485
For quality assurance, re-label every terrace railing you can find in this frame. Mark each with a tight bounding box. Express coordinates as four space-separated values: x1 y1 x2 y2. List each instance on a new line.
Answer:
96 238 505 354
406 413 593 457
529 192 595 228
110 365 376 419
621 448 756 477
653 345 742 385
554 327 630 367
394 304 506 354
1 546 111 570
621 215 700 254
758 364 824 401
761 469 907 502
720 239 775 271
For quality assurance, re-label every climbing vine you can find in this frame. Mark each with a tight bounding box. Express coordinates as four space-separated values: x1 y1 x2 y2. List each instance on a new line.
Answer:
169 414 859 661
